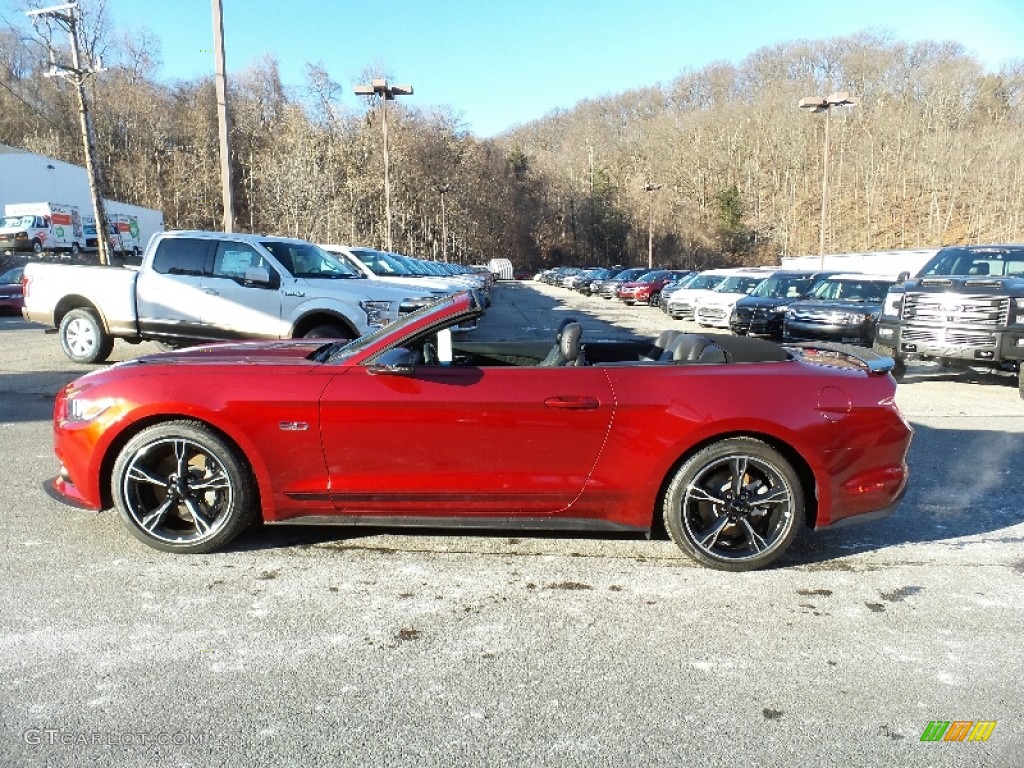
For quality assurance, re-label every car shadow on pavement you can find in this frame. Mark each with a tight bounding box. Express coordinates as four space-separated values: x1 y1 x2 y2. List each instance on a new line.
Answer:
224 421 1024 570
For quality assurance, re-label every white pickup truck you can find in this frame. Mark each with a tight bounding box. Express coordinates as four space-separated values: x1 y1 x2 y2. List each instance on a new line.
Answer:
21 230 441 363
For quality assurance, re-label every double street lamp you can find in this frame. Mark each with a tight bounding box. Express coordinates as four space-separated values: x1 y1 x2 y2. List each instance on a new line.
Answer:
354 78 414 252
799 90 858 268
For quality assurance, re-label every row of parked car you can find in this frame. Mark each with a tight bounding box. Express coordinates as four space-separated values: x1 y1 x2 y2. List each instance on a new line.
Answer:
537 264 897 346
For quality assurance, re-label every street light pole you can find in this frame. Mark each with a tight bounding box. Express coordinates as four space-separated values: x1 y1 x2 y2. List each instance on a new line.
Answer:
354 78 414 252
643 182 663 269
799 91 858 269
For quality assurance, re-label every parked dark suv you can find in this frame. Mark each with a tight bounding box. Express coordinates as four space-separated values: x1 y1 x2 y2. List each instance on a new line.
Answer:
783 273 895 346
731 270 835 337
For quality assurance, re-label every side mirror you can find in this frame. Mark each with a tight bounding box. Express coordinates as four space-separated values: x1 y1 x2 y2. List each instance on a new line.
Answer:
897 271 911 282
244 265 278 288
367 347 415 376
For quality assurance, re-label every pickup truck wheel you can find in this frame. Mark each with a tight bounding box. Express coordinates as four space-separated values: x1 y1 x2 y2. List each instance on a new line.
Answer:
59 308 114 364
663 437 803 571
872 341 906 381
303 324 354 340
111 421 258 553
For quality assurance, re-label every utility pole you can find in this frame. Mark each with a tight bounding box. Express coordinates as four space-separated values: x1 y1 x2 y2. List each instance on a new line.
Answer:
27 1 112 265
211 0 234 232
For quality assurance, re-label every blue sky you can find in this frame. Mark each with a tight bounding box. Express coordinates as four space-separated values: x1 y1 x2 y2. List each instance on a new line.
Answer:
9 0 1024 136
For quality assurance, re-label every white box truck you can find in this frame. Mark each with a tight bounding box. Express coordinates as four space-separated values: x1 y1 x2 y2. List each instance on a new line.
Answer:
0 202 85 254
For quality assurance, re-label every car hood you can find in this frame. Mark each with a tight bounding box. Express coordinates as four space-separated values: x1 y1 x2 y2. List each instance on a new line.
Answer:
130 340 327 367
736 296 798 309
789 299 883 313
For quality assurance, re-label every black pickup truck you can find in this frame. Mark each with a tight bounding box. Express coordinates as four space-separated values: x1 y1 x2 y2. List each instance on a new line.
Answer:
873 244 1024 396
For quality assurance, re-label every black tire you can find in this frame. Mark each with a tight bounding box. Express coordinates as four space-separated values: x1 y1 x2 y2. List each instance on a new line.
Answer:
663 437 803 571
111 421 259 553
32 239 43 254
303 324 354 340
872 341 906 381
59 308 114 364
70 243 80 255
891 358 907 381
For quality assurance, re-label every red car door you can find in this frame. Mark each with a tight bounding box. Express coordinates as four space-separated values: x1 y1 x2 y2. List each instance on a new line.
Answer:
318 365 615 516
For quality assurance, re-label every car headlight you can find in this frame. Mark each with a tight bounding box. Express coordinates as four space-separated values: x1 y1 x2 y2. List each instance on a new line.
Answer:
882 291 904 318
360 300 393 327
1013 297 1024 322
64 396 117 423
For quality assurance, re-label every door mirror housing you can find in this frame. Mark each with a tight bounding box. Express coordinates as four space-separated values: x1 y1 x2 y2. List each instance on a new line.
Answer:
367 347 415 375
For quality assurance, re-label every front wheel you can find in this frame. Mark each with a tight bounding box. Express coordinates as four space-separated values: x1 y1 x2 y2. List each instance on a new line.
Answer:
59 308 114 363
663 437 803 571
111 421 259 553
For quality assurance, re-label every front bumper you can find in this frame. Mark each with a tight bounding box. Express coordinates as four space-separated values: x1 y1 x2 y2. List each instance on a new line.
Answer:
875 319 1024 365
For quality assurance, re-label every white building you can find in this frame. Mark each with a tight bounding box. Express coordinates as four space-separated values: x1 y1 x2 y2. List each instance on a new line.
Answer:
0 143 164 248
779 248 939 277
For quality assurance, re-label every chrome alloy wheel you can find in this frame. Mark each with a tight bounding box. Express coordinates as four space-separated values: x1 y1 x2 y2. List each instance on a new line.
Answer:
682 455 794 563
121 436 232 545
663 437 803 570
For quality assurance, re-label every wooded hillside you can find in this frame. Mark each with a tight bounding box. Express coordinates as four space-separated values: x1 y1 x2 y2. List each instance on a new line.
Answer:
2 7 1022 271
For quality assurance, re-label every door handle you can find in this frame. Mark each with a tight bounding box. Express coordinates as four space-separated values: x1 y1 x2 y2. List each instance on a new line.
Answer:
284 290 305 297
544 396 600 410
202 287 220 295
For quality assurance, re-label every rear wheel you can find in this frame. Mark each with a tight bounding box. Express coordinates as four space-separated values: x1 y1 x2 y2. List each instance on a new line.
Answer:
111 421 258 553
663 437 803 571
59 308 113 364
303 324 354 340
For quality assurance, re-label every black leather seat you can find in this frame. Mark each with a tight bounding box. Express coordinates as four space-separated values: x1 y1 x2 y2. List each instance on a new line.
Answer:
539 318 585 366
670 334 728 364
641 330 682 361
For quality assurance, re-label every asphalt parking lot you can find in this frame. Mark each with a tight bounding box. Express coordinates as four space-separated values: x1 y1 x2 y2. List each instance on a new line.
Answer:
1 280 1022 767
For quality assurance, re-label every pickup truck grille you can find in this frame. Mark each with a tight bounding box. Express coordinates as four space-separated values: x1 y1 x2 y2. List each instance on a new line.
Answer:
901 328 998 347
902 293 1009 326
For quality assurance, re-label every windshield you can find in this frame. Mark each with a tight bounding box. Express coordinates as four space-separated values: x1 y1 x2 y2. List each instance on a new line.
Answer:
688 274 729 290
261 241 363 279
635 270 668 282
810 278 891 302
749 275 814 298
715 275 767 294
615 268 646 281
919 246 1024 277
320 292 475 363
351 247 415 277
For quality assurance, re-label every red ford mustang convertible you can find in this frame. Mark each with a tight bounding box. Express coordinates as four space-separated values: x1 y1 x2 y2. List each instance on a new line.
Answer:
48 292 912 571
